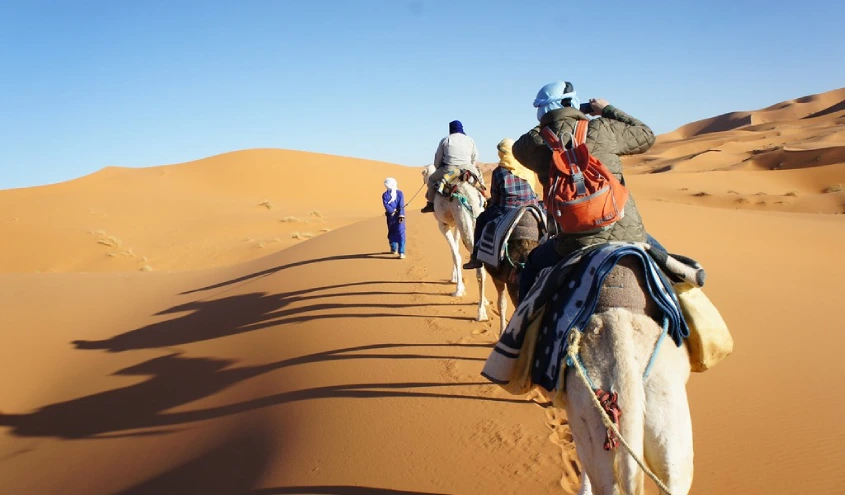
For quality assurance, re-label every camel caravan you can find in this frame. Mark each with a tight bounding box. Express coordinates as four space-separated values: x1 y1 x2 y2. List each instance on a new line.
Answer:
418 81 734 495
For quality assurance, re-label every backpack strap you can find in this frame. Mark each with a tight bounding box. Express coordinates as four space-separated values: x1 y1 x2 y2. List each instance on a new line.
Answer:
539 126 564 151
566 121 589 196
573 120 588 146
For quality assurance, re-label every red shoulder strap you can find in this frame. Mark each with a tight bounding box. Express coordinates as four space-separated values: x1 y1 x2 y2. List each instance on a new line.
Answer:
573 120 588 146
540 126 564 151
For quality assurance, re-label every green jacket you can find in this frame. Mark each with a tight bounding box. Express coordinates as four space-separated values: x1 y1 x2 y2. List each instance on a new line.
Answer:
512 105 655 256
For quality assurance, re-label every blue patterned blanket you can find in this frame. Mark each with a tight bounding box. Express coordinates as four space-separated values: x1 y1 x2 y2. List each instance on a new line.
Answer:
482 242 698 393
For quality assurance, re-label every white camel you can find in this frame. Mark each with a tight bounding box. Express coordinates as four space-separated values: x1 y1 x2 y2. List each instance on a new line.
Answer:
421 164 489 322
558 259 694 495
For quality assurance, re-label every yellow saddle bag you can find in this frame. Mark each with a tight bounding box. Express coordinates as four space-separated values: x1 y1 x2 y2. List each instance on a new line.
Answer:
674 282 734 372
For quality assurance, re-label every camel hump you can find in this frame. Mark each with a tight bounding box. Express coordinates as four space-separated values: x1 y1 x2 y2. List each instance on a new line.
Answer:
594 256 661 319
477 205 547 269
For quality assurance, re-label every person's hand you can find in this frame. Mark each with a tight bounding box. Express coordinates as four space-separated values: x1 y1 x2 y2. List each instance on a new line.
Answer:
589 98 610 114
398 216 405 223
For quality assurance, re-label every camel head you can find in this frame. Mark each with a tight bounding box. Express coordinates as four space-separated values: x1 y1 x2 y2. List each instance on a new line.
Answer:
421 164 436 185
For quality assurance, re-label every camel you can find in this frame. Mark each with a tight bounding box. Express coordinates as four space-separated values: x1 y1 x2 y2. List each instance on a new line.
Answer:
421 164 488 322
476 207 546 337
557 258 694 495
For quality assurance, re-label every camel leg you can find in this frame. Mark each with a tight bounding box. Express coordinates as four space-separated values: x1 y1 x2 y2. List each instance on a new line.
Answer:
644 343 694 494
449 231 460 284
439 223 465 297
476 265 489 322
497 282 507 336
491 276 507 336
577 472 594 495
564 382 620 495
452 228 463 284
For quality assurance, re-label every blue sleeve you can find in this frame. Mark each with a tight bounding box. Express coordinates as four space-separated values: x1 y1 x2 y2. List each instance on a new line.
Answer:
382 191 392 213
397 191 405 216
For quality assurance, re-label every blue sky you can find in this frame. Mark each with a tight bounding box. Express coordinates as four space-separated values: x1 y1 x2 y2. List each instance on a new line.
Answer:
1 0 843 189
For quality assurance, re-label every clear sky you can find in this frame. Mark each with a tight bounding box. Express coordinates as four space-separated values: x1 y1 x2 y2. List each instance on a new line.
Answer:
1 0 843 189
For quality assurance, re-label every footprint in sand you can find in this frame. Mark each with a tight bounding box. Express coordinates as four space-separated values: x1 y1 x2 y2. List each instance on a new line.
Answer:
543 404 582 493
440 359 462 381
425 317 447 333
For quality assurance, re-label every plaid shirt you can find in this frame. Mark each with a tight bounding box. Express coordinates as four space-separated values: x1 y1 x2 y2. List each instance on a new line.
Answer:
490 167 539 208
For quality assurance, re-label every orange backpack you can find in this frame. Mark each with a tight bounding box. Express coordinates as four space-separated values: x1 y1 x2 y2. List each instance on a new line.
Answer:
540 120 628 233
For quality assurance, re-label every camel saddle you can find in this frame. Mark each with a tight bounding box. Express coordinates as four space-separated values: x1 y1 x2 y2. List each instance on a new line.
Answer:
439 167 487 197
476 204 548 269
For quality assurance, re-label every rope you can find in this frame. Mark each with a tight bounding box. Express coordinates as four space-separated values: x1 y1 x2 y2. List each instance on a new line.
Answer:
643 317 669 380
401 182 426 209
451 193 475 215
566 330 674 495
503 242 525 270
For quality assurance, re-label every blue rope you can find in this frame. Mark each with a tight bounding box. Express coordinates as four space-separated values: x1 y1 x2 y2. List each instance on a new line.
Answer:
504 242 525 269
643 316 669 380
451 193 476 216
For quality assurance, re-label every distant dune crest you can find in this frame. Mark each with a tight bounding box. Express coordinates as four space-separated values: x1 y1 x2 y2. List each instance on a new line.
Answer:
662 87 845 140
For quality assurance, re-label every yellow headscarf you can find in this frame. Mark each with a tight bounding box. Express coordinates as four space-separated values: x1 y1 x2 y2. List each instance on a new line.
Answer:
497 138 538 190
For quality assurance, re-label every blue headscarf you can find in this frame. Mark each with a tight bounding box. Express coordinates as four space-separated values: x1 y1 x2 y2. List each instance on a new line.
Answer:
449 120 465 135
533 81 580 121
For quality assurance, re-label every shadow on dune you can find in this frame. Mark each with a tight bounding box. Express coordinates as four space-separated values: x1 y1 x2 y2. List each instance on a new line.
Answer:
109 425 449 495
114 424 274 495
180 252 429 296
72 286 473 352
252 487 450 495
113 427 446 495
0 343 512 440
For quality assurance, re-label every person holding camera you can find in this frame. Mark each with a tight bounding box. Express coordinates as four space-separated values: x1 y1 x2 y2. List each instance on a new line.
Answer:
512 80 656 301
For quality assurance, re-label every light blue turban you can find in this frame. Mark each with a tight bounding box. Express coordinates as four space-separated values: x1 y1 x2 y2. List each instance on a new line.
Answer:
533 81 580 121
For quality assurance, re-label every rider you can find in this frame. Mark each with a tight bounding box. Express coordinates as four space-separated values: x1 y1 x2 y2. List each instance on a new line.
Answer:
421 120 484 213
462 138 540 269
512 80 656 301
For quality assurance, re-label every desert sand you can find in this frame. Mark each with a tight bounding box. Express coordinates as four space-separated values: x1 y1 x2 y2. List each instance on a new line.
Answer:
1 88 844 494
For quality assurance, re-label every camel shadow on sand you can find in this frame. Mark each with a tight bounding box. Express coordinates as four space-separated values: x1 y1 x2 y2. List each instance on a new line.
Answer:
72 282 470 353
74 250 470 353
0 341 515 440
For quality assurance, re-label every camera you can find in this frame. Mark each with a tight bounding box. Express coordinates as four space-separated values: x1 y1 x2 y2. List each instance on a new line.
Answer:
579 102 594 114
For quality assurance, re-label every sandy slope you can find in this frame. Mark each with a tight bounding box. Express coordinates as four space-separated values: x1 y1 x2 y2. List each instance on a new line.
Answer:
0 149 423 273
3 203 845 494
0 215 568 495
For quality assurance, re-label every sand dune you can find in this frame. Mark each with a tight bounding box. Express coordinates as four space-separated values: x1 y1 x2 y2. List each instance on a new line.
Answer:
0 149 422 273
2 89 845 494
661 87 845 140
622 87 845 216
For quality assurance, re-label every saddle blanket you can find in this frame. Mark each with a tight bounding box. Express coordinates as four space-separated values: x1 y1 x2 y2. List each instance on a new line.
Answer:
481 242 702 394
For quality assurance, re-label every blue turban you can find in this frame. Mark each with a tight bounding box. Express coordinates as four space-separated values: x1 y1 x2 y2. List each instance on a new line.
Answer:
533 81 579 121
449 120 465 135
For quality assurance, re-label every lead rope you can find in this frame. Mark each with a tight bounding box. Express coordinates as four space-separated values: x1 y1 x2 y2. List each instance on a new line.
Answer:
401 182 426 209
